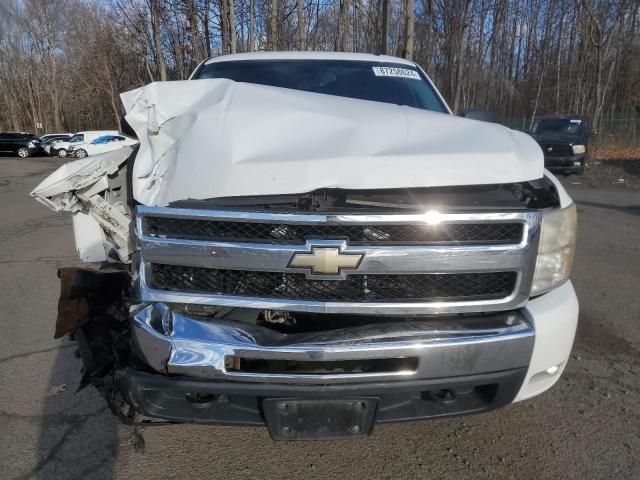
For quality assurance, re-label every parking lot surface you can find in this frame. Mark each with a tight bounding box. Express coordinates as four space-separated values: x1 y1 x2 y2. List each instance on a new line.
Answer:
1 157 639 479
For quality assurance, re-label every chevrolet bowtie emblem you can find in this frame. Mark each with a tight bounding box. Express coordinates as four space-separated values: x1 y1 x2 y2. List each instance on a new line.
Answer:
288 247 363 276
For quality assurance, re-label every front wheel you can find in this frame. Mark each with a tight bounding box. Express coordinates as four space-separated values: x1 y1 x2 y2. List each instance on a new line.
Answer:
75 149 88 159
17 147 30 158
57 149 68 158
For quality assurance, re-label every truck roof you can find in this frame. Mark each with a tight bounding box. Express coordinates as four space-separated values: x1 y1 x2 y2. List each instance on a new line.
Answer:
203 51 417 66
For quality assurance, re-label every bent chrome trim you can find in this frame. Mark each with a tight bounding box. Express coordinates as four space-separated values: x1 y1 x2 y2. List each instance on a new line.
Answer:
136 205 537 226
132 303 535 384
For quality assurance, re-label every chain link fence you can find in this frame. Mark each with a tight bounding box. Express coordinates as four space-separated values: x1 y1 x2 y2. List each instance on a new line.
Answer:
597 118 640 148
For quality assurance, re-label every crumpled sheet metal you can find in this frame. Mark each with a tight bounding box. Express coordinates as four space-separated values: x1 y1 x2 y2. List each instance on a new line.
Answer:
30 148 132 210
30 148 133 261
121 79 543 207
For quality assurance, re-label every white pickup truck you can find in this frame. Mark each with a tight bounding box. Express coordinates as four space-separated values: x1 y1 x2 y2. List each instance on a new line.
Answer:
32 52 578 440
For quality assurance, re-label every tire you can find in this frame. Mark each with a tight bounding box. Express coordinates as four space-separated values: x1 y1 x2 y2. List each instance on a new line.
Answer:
57 149 68 158
17 147 30 158
75 149 88 159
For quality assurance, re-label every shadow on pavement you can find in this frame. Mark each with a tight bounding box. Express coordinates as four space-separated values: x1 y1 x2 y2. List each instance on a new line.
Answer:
35 342 119 479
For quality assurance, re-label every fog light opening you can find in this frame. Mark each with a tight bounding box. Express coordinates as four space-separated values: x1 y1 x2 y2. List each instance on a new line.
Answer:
529 361 565 384
546 365 560 375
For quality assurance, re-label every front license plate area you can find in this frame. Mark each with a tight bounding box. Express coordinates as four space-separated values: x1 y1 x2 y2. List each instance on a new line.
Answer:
263 398 377 440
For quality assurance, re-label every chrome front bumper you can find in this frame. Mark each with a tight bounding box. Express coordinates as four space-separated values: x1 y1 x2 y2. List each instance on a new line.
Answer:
132 303 534 385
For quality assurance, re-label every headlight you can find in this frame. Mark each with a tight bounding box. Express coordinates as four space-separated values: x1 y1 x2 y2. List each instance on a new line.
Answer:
28 141 37 148
531 203 577 296
572 144 586 155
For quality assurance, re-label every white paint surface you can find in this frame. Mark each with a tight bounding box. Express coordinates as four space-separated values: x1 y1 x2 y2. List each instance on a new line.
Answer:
121 79 544 206
515 281 579 401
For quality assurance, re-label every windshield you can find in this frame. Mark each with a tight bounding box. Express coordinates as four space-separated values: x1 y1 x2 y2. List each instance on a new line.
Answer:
92 135 112 144
533 119 584 135
69 134 84 143
43 136 69 144
194 60 447 113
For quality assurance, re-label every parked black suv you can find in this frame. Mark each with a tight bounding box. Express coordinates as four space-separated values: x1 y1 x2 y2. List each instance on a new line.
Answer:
0 132 42 158
530 115 590 175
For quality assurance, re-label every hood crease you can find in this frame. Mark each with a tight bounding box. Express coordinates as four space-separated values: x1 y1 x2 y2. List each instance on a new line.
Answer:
121 79 543 206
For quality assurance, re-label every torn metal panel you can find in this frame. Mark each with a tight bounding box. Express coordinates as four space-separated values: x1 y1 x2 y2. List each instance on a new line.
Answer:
31 147 132 202
72 212 107 262
77 193 131 259
30 148 134 262
121 79 544 206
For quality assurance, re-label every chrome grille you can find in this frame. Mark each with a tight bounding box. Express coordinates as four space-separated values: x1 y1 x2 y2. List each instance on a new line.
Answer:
143 216 523 245
149 264 517 303
135 206 541 315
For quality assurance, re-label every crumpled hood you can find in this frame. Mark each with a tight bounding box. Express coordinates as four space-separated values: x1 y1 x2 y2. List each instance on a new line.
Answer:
121 79 543 206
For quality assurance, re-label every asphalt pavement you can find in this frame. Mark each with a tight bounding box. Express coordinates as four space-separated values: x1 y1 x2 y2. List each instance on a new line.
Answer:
1 156 639 479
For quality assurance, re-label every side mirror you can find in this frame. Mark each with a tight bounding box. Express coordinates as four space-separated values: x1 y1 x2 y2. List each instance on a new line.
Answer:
460 108 498 123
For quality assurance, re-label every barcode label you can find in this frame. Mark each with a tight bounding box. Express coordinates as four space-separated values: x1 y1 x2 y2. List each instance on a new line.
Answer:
372 67 421 80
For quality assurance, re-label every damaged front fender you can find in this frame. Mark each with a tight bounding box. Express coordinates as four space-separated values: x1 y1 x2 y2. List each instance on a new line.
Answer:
30 147 135 262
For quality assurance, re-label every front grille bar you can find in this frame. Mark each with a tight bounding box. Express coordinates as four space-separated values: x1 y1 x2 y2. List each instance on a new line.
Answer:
143 216 524 245
135 206 541 315
149 265 518 303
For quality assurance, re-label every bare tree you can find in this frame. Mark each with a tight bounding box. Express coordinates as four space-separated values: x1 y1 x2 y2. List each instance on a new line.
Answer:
248 0 255 51
268 0 278 50
404 0 414 60
297 0 305 50
381 0 391 54
342 0 350 51
150 0 167 81
228 0 237 53
1 0 639 136
185 0 205 62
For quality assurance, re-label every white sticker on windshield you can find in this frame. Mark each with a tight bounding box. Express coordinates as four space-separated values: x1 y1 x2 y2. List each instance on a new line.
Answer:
372 66 421 80
570 119 582 124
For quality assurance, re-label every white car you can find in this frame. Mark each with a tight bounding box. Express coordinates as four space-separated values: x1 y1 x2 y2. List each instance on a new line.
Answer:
42 134 73 155
51 130 119 158
69 134 138 158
